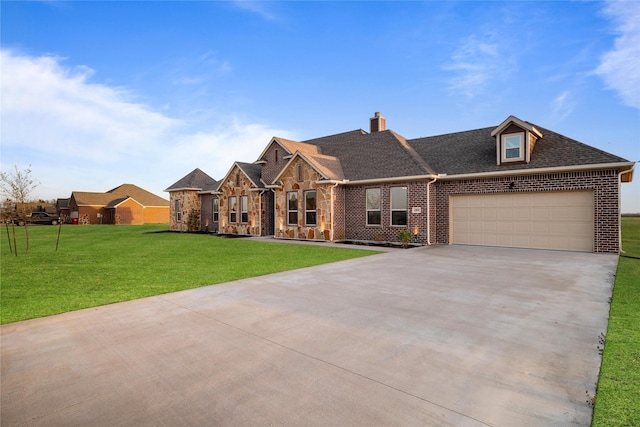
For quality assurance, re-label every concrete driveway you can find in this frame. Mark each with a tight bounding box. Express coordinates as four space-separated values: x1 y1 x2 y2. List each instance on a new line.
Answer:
1 245 617 426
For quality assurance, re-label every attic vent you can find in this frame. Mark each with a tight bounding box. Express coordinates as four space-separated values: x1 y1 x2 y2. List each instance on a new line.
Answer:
370 112 386 133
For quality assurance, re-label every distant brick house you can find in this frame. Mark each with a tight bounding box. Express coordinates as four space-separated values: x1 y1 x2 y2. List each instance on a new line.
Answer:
69 184 169 225
167 113 634 253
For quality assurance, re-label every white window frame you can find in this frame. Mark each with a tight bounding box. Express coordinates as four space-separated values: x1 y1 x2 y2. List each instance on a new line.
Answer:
502 132 525 162
304 190 317 226
213 198 219 222
390 187 407 226
366 188 381 226
229 196 237 224
240 195 248 224
175 199 182 222
287 192 298 225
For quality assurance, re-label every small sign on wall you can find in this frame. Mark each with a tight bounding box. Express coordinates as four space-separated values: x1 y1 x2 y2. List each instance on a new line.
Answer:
411 207 422 214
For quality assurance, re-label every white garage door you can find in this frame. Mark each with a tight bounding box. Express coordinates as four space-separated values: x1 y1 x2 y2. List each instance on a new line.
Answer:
450 191 594 252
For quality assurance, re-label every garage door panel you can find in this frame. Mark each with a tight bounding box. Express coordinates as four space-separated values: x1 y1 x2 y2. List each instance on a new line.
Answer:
451 191 594 252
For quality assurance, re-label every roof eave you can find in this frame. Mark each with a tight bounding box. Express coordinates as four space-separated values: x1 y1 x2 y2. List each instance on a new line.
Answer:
438 162 635 181
343 174 439 186
164 187 202 192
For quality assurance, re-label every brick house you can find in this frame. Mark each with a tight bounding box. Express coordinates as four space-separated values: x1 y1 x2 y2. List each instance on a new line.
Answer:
168 113 634 253
69 184 169 225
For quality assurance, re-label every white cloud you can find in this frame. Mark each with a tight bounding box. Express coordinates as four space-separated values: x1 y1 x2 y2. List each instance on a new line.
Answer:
596 0 640 109
231 1 280 21
551 90 574 121
0 50 293 201
444 32 515 98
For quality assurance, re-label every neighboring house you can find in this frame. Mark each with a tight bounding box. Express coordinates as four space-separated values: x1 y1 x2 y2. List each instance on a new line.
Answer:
69 184 169 225
165 168 219 232
56 198 70 223
168 113 634 253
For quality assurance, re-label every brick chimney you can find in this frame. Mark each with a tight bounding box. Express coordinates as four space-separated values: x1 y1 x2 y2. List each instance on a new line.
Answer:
370 112 386 133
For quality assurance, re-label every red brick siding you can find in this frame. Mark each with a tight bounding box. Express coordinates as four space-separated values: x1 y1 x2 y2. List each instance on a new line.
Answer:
434 170 620 253
261 143 289 185
199 194 218 232
343 182 430 244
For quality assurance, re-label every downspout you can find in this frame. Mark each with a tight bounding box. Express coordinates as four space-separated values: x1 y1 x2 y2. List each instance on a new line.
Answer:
330 183 339 242
617 164 635 253
272 188 277 238
426 176 439 246
258 190 264 236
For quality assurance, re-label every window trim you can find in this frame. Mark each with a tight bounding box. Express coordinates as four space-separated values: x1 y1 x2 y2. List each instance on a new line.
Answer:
390 186 407 227
304 190 317 226
213 198 219 223
287 191 298 226
175 199 182 222
366 188 381 226
229 196 237 224
240 195 248 224
501 132 525 162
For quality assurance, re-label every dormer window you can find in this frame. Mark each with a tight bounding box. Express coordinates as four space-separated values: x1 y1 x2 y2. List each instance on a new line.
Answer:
502 132 524 162
492 116 543 166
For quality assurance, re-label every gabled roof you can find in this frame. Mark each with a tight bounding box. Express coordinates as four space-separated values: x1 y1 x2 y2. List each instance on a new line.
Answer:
165 168 218 192
216 161 264 191
255 137 321 163
407 124 630 176
491 115 542 138
106 184 169 207
236 162 263 188
71 192 116 207
272 151 345 184
72 184 169 208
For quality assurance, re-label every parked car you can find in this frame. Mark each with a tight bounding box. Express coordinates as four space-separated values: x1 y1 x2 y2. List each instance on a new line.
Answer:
27 212 60 225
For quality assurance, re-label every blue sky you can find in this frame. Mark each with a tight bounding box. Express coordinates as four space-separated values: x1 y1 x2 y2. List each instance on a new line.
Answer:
2 1 639 212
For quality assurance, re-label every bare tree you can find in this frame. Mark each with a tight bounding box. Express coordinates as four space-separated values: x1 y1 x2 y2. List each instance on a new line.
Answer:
1 198 15 255
0 165 40 255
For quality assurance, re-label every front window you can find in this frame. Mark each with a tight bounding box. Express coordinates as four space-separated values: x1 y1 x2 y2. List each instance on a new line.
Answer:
305 191 317 225
213 198 219 222
391 187 407 226
175 199 182 222
229 196 237 224
366 188 381 225
502 133 524 161
287 192 298 225
240 195 248 223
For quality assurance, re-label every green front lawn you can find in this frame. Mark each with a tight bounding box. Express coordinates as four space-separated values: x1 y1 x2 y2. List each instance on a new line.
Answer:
0 224 378 324
592 217 640 426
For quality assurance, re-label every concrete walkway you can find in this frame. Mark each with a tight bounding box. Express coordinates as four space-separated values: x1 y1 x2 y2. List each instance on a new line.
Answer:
1 245 617 426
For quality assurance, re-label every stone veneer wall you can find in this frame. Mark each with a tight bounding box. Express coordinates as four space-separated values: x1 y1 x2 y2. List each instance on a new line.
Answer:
434 169 621 253
219 166 263 236
343 181 429 244
169 190 200 231
275 158 333 241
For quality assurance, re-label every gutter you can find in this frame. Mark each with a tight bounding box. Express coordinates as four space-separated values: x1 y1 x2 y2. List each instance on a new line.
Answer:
337 174 437 186
436 162 635 181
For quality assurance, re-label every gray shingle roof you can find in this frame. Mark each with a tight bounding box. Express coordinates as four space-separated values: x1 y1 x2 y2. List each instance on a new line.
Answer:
298 129 431 181
407 124 629 175
165 168 218 191
236 162 263 187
